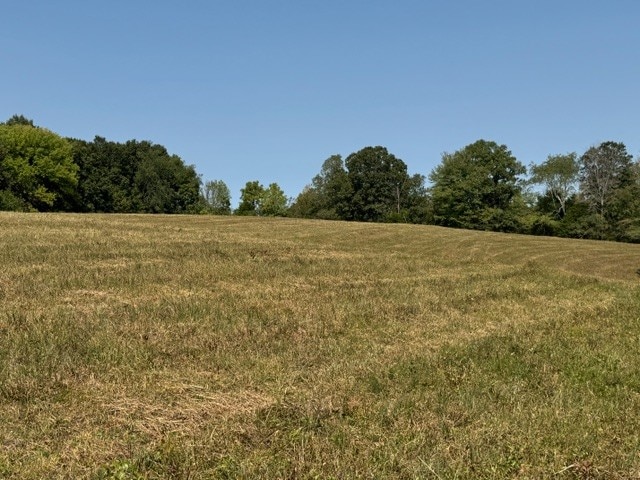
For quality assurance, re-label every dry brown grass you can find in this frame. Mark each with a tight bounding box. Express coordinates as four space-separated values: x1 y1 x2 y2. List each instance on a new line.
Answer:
1 213 639 478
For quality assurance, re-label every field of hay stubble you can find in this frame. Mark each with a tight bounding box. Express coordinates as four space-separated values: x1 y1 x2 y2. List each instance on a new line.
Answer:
0 212 640 479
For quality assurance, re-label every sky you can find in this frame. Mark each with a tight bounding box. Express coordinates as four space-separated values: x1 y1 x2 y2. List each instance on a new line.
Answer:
2 1 639 205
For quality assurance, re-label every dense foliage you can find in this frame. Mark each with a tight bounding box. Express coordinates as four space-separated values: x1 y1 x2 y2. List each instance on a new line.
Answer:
429 140 526 232
202 179 232 215
1 115 638 242
237 181 288 216
0 122 78 211
0 117 204 214
70 136 202 213
289 147 430 224
290 140 639 242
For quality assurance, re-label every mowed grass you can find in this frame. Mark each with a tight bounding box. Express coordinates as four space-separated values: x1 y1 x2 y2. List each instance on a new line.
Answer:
1 213 640 479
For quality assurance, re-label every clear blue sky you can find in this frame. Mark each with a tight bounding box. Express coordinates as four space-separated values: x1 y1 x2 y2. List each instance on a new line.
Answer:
3 1 639 205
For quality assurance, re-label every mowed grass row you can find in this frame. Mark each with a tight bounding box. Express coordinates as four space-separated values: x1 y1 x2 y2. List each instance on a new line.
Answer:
0 212 639 479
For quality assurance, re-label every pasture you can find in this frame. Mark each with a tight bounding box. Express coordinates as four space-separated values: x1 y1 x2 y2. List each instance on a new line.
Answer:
1 213 639 479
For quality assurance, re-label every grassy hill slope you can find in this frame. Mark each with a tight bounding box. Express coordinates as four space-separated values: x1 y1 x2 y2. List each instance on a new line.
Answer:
1 213 639 479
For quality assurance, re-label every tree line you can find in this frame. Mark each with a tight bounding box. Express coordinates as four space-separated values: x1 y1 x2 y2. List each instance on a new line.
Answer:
0 116 202 214
290 140 639 242
1 115 638 242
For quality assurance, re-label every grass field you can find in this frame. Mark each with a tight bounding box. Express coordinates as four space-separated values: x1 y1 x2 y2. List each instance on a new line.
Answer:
1 213 640 479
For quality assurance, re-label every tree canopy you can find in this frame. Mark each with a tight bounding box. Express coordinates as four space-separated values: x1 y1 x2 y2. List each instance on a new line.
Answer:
0 123 78 211
261 183 288 217
3 114 36 127
289 155 351 220
579 142 633 219
0 118 204 214
70 137 201 213
202 179 232 215
345 146 409 222
1 115 638 243
429 140 526 231
236 180 264 216
290 147 430 223
236 181 288 216
529 153 579 219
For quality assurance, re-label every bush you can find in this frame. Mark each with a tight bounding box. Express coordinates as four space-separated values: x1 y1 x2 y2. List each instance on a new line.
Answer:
529 215 561 237
0 190 30 211
615 219 640 244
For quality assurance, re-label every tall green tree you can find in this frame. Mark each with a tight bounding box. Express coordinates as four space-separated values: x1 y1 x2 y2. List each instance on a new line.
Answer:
0 123 78 211
345 146 409 222
261 183 288 216
290 154 351 219
70 136 136 212
134 150 174 213
202 179 231 214
429 140 526 231
312 154 352 219
399 173 432 224
579 141 633 220
236 180 265 216
236 181 288 216
291 150 428 223
529 153 579 219
71 137 201 213
609 159 640 242
70 137 139 212
133 147 201 213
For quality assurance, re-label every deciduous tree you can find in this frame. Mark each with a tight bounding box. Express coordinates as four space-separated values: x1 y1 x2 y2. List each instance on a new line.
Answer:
345 146 409 222
70 136 138 212
579 141 633 219
290 154 351 219
202 179 231 214
429 140 526 231
529 153 579 218
0 123 78 211
609 159 640 242
261 183 288 216
71 137 201 213
236 180 265 216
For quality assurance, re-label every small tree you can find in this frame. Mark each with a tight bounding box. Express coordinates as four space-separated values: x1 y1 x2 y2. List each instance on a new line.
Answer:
290 155 352 220
261 183 288 216
289 186 321 218
236 181 264 215
202 179 231 214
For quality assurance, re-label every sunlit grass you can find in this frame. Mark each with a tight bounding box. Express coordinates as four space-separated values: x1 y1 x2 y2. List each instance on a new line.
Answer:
1 212 639 478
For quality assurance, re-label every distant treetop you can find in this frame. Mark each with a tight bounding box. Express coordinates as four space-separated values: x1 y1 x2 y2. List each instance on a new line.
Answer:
3 115 36 127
